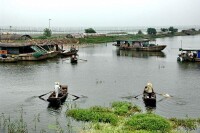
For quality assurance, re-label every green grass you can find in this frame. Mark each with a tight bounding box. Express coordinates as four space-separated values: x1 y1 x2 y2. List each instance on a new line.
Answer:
111 101 141 116
169 117 199 130
67 108 118 125
126 113 171 132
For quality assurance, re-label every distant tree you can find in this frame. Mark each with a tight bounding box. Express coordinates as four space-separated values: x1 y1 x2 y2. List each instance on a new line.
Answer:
137 30 143 35
85 28 96 33
147 28 157 35
168 26 178 34
160 28 168 32
43 28 52 37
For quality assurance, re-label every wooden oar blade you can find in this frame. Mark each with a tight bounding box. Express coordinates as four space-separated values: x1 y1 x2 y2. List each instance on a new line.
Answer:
38 91 52 98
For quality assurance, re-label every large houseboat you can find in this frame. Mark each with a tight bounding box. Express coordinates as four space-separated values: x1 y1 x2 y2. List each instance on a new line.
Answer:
113 39 166 52
0 42 59 62
177 48 200 62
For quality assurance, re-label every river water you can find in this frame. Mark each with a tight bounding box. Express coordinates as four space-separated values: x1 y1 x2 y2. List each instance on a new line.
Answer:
0 35 200 132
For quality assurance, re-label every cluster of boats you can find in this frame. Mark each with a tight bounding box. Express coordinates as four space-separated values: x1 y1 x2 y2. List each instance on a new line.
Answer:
113 39 200 63
0 42 78 63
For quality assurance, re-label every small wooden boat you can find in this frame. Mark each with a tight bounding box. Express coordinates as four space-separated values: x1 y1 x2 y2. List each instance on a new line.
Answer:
47 85 68 107
59 48 78 57
143 92 156 107
70 55 78 64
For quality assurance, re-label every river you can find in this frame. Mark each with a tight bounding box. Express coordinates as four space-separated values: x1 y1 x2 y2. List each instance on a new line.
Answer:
0 35 200 132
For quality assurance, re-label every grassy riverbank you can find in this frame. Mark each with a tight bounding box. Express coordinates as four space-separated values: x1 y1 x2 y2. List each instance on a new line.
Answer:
77 30 200 44
3 30 200 46
66 101 200 133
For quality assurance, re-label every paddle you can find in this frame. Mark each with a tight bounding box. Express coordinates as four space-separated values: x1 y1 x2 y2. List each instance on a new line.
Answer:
156 93 172 98
67 93 80 99
38 91 53 98
134 93 143 99
79 58 87 61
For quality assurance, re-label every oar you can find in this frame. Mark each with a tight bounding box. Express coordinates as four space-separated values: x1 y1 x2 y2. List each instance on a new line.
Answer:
134 93 143 99
79 59 87 61
156 93 172 98
67 93 80 99
38 91 53 98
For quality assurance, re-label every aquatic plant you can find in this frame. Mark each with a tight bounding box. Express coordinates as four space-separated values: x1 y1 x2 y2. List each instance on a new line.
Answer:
111 101 141 116
67 108 118 125
0 108 28 133
169 117 199 131
126 113 171 132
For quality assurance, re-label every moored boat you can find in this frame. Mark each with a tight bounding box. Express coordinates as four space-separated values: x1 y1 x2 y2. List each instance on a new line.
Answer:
60 49 78 57
113 39 166 52
177 48 200 62
0 42 59 61
143 92 156 107
47 85 68 107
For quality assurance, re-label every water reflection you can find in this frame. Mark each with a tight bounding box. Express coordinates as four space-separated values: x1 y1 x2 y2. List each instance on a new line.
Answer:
177 62 200 70
116 49 166 58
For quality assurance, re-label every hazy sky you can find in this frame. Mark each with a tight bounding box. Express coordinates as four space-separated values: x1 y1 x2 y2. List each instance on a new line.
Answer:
1 0 200 28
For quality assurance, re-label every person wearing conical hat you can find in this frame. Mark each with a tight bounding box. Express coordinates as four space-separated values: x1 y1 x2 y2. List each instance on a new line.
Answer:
54 82 60 98
144 82 154 98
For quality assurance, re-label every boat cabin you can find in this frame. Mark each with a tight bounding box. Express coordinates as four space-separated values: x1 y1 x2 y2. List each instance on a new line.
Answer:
114 39 166 52
115 39 156 47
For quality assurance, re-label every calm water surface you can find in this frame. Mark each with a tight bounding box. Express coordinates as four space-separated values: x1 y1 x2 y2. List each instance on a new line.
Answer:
1 35 200 132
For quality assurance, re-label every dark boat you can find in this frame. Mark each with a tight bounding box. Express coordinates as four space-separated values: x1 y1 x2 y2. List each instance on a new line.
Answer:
70 55 78 64
47 85 68 107
59 47 78 57
177 48 200 62
142 92 156 107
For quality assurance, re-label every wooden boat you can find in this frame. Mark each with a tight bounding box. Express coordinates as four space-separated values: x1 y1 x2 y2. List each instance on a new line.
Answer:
143 92 156 107
70 55 78 64
177 48 200 62
60 49 78 57
0 43 59 61
47 85 68 107
114 39 166 52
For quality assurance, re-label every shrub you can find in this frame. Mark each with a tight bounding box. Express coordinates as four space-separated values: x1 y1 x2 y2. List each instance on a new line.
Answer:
126 113 171 132
147 28 157 35
84 28 96 33
43 28 52 37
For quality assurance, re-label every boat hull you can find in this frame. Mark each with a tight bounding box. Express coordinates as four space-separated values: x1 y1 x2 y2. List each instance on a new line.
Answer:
18 51 59 61
70 56 78 63
59 50 78 57
0 57 18 63
119 45 166 52
143 92 156 107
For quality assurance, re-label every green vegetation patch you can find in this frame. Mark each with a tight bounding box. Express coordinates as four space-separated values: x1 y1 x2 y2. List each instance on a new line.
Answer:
169 117 200 130
67 108 118 125
112 101 141 116
126 113 171 132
